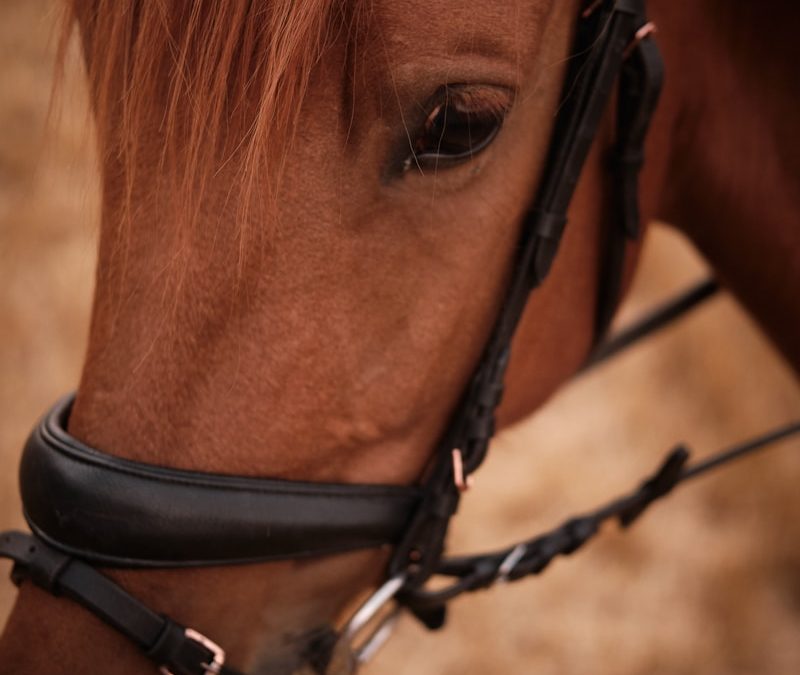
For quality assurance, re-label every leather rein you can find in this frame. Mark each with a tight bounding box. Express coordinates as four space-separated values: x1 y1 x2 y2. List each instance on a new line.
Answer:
2 2 798 674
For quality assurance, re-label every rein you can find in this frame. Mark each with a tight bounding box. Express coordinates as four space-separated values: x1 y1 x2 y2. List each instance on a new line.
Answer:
1 2 798 674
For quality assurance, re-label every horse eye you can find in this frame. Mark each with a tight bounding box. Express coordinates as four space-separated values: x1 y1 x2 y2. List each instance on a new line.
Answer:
404 87 508 173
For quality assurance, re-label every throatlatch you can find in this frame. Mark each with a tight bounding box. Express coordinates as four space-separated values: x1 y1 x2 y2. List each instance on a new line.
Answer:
2 2 799 675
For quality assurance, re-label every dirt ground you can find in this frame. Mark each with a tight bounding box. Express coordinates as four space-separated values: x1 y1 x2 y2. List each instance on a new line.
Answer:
1 2 799 673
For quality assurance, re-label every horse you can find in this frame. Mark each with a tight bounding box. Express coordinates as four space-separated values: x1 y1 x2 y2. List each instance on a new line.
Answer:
0 0 798 674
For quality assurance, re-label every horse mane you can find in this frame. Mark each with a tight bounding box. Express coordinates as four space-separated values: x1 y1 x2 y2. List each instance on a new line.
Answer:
57 0 362 236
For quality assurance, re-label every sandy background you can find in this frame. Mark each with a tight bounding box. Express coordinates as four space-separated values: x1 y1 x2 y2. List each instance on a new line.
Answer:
1 1 799 673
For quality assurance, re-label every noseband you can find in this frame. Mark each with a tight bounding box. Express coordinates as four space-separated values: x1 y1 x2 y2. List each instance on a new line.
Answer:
2 2 798 674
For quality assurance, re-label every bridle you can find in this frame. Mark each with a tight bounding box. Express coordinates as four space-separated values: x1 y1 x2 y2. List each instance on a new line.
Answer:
1 1 798 674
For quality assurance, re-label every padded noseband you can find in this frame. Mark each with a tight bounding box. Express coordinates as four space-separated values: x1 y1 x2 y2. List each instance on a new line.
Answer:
20 395 422 567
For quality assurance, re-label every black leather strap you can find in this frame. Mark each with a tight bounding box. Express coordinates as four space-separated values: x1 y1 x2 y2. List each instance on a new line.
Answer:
586 277 721 369
3 2 798 671
20 395 421 567
395 422 800 612
388 0 660 627
595 31 665 336
0 531 243 675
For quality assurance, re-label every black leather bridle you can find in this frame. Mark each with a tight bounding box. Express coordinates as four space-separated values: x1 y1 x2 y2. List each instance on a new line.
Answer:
2 2 799 674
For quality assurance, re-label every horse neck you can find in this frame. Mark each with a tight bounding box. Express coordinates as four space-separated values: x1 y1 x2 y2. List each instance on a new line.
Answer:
651 0 800 368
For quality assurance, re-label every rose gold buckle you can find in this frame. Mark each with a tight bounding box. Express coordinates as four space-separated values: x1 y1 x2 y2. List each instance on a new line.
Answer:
624 21 658 58
159 628 226 675
451 449 474 492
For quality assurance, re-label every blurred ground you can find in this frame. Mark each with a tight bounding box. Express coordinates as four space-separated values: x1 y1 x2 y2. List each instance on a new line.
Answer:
1 1 799 673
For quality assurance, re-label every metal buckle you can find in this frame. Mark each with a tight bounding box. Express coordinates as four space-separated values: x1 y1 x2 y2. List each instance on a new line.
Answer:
451 449 474 492
340 574 407 667
624 21 657 58
496 543 527 584
159 627 226 675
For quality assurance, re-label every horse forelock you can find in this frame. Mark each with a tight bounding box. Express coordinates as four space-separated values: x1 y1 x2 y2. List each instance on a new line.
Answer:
57 0 367 241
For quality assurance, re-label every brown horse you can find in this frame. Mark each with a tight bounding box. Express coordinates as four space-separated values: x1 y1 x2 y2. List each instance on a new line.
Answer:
0 0 798 673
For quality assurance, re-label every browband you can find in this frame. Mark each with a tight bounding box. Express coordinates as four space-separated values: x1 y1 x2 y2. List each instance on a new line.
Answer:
20 395 422 567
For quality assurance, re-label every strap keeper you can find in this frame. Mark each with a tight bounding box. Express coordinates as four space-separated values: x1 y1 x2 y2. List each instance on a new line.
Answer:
531 210 568 240
24 539 72 595
526 210 569 287
147 619 184 663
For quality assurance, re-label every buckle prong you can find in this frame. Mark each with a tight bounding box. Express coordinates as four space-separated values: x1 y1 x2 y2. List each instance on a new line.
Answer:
624 21 657 58
452 449 474 492
159 627 226 675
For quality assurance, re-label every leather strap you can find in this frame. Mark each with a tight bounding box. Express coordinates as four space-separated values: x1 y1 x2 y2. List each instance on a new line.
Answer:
3 2 798 672
0 531 242 675
595 32 665 336
586 277 720 369
388 0 660 628
395 421 800 612
20 395 421 567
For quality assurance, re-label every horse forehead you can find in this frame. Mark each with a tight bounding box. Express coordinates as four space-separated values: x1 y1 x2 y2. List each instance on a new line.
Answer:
370 0 559 60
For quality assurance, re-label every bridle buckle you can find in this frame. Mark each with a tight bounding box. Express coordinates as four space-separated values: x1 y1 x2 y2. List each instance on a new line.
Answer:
496 544 527 584
451 449 474 492
159 627 226 675
340 574 407 669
